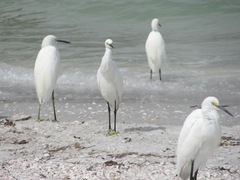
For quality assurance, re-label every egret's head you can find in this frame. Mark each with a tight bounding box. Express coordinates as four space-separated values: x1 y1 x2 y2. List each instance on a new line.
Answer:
201 96 233 117
151 18 161 31
202 97 219 110
105 39 114 49
41 35 57 48
41 35 71 48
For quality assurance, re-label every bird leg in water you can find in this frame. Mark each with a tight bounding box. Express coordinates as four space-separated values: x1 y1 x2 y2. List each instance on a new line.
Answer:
114 100 117 132
107 102 111 130
150 69 153 80
159 69 162 81
52 91 57 122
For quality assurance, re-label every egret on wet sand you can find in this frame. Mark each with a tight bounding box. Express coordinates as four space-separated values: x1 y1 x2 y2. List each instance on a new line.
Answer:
177 96 233 180
97 39 123 132
34 35 70 121
145 18 166 80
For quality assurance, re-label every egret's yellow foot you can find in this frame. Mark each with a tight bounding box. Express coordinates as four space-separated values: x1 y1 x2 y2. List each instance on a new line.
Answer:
107 129 118 136
36 118 45 122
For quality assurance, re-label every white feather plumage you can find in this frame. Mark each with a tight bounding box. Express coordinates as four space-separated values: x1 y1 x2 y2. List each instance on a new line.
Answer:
177 97 233 180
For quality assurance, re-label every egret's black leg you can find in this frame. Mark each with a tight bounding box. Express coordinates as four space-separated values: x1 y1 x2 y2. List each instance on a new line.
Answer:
150 69 152 80
190 160 194 180
52 91 57 122
114 100 117 132
194 169 198 180
37 103 41 121
107 102 111 130
159 69 162 81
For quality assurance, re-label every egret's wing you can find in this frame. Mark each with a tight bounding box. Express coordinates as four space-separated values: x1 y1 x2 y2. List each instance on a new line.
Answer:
177 109 202 149
112 60 123 109
177 109 204 179
96 68 101 90
145 32 166 72
34 46 60 103
159 38 166 62
145 32 157 61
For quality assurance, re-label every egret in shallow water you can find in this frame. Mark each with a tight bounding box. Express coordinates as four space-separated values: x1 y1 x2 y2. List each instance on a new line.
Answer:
145 18 166 80
97 39 123 133
34 35 70 121
177 96 233 180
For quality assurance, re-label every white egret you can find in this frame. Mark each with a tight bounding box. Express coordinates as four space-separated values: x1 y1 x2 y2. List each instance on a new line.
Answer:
34 35 70 121
97 39 123 132
145 18 166 80
177 96 233 180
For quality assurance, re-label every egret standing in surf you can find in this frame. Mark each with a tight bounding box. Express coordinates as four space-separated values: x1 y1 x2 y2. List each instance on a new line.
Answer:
34 35 70 121
97 39 123 133
145 18 166 80
177 96 233 180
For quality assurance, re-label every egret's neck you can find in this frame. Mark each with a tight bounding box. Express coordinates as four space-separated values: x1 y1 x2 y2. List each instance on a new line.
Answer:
100 48 113 74
152 26 159 32
104 48 112 57
41 42 57 48
202 108 219 124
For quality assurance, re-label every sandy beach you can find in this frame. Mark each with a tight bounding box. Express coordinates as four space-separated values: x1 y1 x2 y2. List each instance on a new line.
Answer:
0 99 239 180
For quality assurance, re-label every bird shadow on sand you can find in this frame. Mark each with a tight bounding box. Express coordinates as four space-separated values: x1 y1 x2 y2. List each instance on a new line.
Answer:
124 126 166 133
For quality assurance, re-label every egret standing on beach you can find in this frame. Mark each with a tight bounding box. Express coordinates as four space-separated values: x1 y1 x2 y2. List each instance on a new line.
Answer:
145 18 166 80
97 39 123 133
34 35 70 121
177 96 233 180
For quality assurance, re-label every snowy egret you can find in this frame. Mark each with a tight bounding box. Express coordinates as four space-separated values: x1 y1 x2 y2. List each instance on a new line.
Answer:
177 96 233 180
145 18 166 80
34 35 70 121
97 39 123 132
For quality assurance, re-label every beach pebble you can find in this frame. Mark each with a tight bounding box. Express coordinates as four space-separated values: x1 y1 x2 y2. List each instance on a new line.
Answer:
230 166 238 173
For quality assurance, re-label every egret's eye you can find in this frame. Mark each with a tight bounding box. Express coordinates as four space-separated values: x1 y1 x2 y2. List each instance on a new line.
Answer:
211 102 217 106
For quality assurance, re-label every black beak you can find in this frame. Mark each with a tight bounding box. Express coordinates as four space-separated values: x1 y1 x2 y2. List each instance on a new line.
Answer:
159 23 162 27
107 43 114 48
217 105 234 117
56 39 71 44
190 104 229 109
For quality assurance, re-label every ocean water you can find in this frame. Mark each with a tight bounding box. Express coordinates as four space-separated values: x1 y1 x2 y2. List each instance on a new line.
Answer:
0 0 240 109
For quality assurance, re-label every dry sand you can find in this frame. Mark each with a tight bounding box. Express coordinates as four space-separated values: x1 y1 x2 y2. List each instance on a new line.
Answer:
0 108 239 180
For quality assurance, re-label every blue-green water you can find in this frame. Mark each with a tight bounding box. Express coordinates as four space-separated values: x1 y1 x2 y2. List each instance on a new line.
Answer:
0 0 240 105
